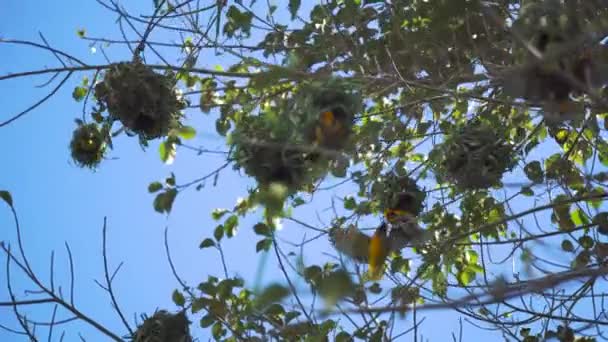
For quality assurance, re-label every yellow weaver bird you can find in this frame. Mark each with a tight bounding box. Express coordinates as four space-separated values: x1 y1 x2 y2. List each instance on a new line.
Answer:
368 209 426 280
311 108 351 149
368 222 389 280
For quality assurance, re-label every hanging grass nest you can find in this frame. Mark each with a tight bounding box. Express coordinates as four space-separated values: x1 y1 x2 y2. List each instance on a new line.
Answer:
94 61 185 140
371 173 426 216
132 310 192 342
230 114 325 192
69 122 106 168
501 0 608 123
432 122 516 190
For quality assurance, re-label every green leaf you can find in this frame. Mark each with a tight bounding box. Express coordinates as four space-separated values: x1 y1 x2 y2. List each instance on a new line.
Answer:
318 269 355 306
457 269 476 285
343 196 356 210
570 209 589 226
465 250 479 264
224 215 239 237
594 213 608 235
368 283 382 294
336 332 353 342
159 140 177 164
254 223 271 236
0 190 13 207
212 322 225 339
153 189 178 214
304 266 322 285
147 182 163 193
76 28 86 38
578 235 594 249
264 303 285 317
254 283 290 309
593 172 608 182
521 186 534 196
478 307 490 316
292 197 306 207
574 251 591 268
432 271 447 297
165 173 176 186
523 161 544 183
200 314 215 328
198 281 216 296
288 0 301 19
199 238 216 249
561 239 574 252
191 298 208 313
211 208 229 220
256 238 272 252
285 311 301 323
214 225 224 241
72 86 87 102
172 289 186 307
215 118 231 136
177 126 197 140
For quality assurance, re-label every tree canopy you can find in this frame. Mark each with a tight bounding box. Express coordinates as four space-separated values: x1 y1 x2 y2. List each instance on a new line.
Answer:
2 0 608 341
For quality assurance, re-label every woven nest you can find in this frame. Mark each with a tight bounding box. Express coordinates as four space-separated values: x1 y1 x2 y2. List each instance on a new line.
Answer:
69 123 106 168
231 115 324 191
435 123 515 190
371 173 426 216
94 62 184 140
132 310 192 342
511 0 573 42
501 0 602 123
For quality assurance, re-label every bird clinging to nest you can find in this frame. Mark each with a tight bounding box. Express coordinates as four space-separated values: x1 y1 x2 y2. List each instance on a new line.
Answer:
309 107 352 150
368 209 427 280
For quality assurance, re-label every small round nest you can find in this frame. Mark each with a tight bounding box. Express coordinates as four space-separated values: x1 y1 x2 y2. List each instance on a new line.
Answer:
372 173 426 216
94 62 184 140
133 310 191 342
69 123 106 168
231 115 324 191
434 122 515 190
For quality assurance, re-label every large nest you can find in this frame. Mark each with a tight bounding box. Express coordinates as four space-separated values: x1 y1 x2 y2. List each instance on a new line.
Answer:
370 173 426 217
230 114 324 192
69 122 106 168
94 61 185 140
231 79 360 192
132 310 192 342
500 0 608 123
433 122 516 190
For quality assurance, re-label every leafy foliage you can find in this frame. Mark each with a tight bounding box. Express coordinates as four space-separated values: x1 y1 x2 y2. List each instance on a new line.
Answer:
5 0 608 341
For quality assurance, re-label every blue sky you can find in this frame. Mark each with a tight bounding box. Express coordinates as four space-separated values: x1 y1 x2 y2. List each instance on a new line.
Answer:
2 1 603 341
